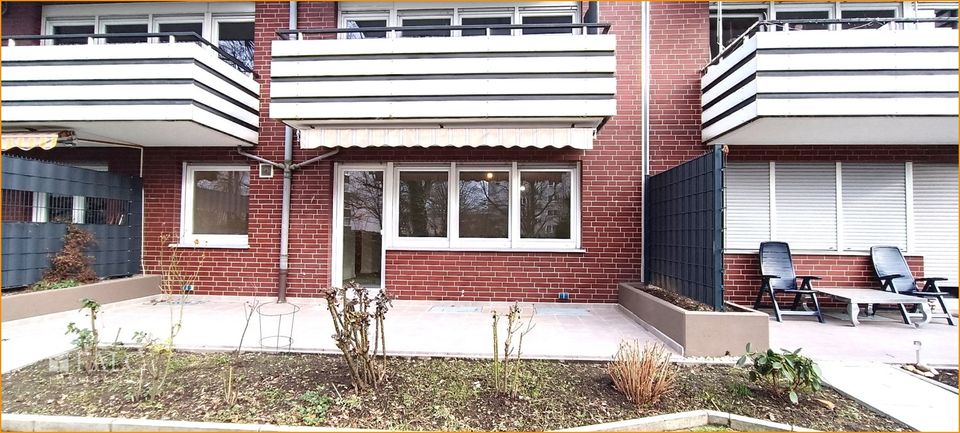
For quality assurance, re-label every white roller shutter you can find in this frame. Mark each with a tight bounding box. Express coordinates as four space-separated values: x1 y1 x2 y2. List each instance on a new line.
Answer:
842 163 907 251
724 162 771 249
775 163 837 250
913 163 958 285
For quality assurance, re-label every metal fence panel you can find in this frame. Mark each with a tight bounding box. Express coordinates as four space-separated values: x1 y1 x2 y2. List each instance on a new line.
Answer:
2 155 142 288
644 148 725 310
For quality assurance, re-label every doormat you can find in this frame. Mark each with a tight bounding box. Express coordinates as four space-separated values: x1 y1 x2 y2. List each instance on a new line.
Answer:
534 307 590 316
429 305 482 313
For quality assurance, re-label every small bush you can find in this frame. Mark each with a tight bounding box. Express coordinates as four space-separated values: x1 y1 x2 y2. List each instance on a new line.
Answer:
491 303 535 397
609 340 677 406
322 281 391 392
736 343 823 404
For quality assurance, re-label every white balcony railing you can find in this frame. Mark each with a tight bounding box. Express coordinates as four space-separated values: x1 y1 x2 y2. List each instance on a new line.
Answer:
701 18 959 146
1 33 259 147
269 23 616 148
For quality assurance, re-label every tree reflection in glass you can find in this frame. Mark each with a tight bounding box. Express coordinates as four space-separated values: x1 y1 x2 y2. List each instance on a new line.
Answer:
399 171 448 237
520 171 571 239
343 171 383 288
459 171 509 238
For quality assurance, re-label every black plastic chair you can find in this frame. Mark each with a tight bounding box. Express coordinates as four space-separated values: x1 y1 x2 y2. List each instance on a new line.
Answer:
870 246 955 326
753 241 824 323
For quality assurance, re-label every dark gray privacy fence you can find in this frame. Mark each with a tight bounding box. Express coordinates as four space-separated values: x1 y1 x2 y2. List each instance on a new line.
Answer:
644 148 725 310
2 155 142 288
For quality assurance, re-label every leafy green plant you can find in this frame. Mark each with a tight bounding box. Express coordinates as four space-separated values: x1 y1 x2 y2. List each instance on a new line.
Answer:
736 343 822 404
31 279 81 292
298 388 333 426
64 298 101 371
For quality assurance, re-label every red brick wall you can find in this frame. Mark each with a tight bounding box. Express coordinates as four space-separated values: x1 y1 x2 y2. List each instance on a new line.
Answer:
647 1 711 174
1 2 42 44
725 253 924 308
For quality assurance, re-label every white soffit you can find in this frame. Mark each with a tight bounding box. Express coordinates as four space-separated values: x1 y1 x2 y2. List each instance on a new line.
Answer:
300 128 595 150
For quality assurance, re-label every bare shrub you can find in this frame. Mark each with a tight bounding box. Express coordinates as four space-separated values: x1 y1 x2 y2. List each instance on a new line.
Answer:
40 223 97 286
609 340 677 406
322 281 391 392
491 303 535 397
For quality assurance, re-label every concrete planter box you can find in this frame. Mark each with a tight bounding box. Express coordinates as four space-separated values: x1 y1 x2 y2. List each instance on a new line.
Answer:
619 283 769 357
1 275 160 322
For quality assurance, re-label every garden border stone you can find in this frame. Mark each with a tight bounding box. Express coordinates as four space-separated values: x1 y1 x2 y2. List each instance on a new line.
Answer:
2 275 161 322
2 410 818 432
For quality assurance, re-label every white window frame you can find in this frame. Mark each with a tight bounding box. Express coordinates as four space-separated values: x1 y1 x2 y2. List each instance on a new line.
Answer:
179 163 250 248
44 18 96 46
383 162 581 252
97 17 150 44
724 161 916 255
339 11 391 39
152 15 206 42
392 165 452 249
398 11 455 38
457 9 514 37
332 163 388 291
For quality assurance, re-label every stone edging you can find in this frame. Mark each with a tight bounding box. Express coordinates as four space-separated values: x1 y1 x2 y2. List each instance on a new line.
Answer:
2 410 816 432
554 409 818 432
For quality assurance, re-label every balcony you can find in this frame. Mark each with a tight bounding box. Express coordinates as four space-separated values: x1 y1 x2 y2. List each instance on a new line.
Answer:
1 33 259 147
269 24 615 150
701 18 958 146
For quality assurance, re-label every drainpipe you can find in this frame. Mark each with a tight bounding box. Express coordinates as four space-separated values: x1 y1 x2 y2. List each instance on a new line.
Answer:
238 1 340 303
278 1 298 303
640 1 651 281
584 1 599 34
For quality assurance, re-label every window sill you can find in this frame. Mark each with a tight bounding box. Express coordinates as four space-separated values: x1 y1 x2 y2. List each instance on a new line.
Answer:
387 246 586 254
168 243 250 250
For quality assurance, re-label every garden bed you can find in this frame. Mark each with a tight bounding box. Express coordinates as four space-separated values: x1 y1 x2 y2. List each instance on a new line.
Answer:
619 283 769 357
935 369 959 389
0 275 160 322
1 351 910 431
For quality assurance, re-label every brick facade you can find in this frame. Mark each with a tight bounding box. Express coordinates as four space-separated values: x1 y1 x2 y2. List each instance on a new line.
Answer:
1 2 41 45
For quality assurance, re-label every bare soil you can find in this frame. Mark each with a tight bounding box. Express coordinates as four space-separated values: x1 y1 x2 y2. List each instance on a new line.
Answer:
643 285 714 311
934 369 958 389
1 351 911 431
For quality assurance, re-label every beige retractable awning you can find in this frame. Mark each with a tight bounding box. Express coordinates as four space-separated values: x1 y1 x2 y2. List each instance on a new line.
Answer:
300 127 595 150
1 131 70 151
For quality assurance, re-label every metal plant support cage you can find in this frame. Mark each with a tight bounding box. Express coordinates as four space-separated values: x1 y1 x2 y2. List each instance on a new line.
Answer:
256 302 299 351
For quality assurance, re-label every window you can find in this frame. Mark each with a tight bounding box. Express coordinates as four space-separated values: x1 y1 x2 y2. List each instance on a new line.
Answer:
181 165 250 246
157 21 203 42
459 170 510 239
520 171 571 239
386 163 579 250
935 9 958 29
776 10 830 30
398 170 448 238
102 21 149 44
775 163 837 250
840 9 897 29
2 190 34 222
214 20 254 71
521 15 574 34
841 163 906 250
724 162 916 253
343 14 389 39
400 16 452 38
709 10 766 57
51 23 94 45
461 16 512 36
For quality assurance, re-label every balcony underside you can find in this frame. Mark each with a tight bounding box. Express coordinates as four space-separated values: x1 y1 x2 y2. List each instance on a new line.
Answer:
708 115 957 146
269 34 616 144
1 42 259 147
702 29 959 146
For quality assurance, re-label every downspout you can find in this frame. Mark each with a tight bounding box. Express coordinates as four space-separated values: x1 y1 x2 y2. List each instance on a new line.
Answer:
640 2 651 281
238 1 340 303
279 1 298 303
584 1 599 33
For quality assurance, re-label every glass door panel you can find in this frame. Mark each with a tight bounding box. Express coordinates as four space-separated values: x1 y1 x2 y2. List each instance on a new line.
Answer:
341 170 384 288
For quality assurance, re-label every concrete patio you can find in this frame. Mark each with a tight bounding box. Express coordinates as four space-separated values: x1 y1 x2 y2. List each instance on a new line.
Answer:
1 294 667 373
765 306 959 366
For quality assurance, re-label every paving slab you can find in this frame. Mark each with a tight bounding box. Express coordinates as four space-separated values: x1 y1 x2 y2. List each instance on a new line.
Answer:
819 362 959 432
2 295 666 373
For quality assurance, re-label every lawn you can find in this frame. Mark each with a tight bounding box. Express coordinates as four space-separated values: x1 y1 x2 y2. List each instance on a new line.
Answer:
1 351 911 431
